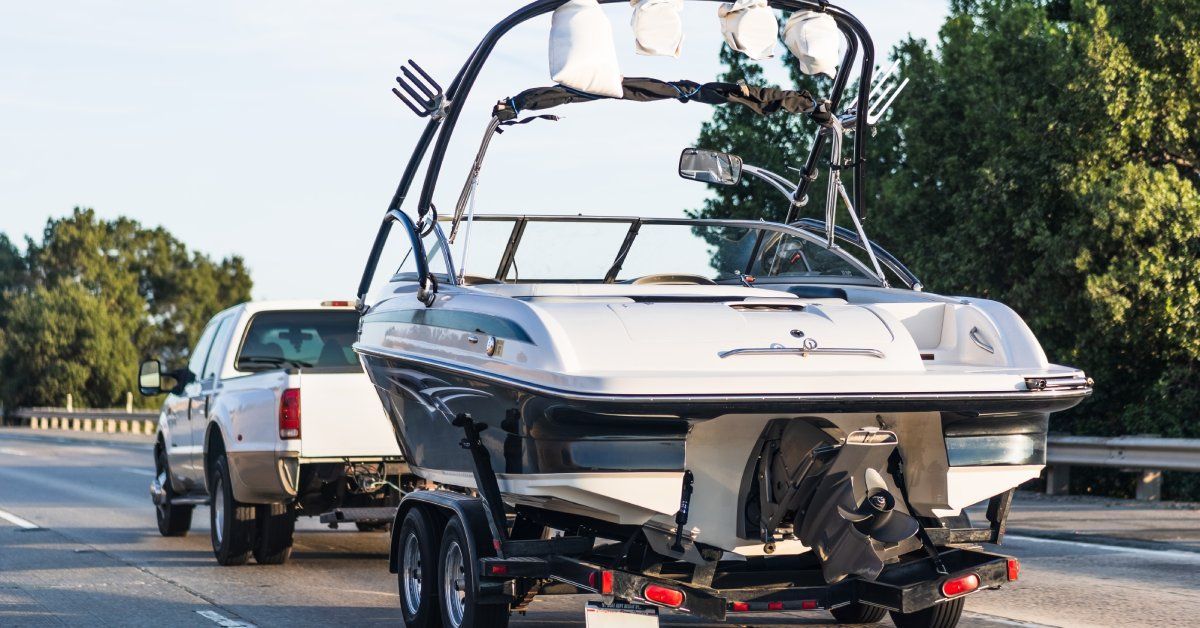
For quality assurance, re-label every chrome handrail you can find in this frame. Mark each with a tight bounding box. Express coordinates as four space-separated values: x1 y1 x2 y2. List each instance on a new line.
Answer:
718 346 886 359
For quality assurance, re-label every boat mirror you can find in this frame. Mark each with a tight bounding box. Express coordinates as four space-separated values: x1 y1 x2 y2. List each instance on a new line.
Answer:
679 148 742 186
138 359 165 396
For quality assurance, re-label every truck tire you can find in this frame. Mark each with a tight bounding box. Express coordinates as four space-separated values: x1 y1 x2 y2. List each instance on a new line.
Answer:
210 455 256 566
829 602 887 624
437 516 509 628
253 502 296 565
154 445 193 537
890 598 966 628
397 508 440 628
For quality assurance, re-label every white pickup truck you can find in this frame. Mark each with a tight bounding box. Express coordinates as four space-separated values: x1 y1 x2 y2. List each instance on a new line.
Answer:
138 300 405 566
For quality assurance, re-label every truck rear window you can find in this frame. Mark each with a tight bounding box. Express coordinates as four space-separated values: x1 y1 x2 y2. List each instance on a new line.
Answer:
235 310 362 373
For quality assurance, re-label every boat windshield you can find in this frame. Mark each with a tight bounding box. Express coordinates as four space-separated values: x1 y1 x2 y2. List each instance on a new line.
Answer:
414 216 879 286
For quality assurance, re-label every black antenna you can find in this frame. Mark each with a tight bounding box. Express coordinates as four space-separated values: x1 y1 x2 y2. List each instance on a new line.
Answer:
392 59 445 118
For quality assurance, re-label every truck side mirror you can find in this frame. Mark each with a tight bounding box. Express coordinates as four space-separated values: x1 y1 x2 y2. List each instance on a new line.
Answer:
138 359 169 396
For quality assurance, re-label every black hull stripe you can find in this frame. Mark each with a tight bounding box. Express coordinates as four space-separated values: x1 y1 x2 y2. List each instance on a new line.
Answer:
354 345 1091 414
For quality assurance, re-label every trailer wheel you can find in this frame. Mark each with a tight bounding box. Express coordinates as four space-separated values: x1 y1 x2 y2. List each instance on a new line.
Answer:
397 508 440 628
210 456 256 566
890 598 965 628
253 501 296 565
154 445 193 537
437 516 509 628
829 602 887 624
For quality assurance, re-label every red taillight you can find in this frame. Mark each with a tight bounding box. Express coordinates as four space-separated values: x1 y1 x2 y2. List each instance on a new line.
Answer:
644 584 684 608
321 300 351 307
488 564 508 576
941 573 980 598
279 388 301 439
801 600 818 610
588 570 613 595
767 601 784 611
1007 558 1020 581
730 601 750 612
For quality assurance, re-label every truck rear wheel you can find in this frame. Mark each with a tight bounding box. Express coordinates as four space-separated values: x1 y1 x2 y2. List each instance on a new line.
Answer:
154 446 193 537
829 602 887 624
397 508 440 628
254 502 296 565
437 516 509 628
210 456 256 566
890 598 965 628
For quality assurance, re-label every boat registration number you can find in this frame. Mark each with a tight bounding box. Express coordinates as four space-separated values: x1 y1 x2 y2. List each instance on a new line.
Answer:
584 601 660 627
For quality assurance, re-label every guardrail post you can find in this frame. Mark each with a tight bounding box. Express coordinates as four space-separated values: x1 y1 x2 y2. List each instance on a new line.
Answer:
1045 465 1070 496
1135 470 1162 501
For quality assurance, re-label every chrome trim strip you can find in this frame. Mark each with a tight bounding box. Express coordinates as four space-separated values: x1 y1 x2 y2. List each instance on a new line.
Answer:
353 345 1092 405
718 346 886 359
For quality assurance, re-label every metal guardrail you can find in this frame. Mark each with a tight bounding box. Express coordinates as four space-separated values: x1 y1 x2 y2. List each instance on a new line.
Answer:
1045 435 1200 501
11 407 159 435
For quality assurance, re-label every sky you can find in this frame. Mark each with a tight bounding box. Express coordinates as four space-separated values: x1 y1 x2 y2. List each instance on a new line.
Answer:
0 1 948 300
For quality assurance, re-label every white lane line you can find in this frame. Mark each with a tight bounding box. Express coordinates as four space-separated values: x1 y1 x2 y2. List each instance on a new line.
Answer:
0 507 39 529
196 610 256 627
1007 534 1200 562
0 447 27 456
120 467 157 477
963 611 1057 627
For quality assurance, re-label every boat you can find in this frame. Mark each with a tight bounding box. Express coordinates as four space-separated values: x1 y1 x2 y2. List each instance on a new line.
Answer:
352 0 1092 611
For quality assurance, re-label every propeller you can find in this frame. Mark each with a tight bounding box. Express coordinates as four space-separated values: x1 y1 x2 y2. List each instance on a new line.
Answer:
836 468 920 544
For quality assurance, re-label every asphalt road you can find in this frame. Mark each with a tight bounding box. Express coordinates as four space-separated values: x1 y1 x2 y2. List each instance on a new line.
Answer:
2 430 1199 627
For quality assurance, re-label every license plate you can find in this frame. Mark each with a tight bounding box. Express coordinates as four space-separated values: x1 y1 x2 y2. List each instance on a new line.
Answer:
584 601 660 627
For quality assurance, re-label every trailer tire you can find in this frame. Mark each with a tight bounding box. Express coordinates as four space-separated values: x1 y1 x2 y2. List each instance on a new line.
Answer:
253 501 296 565
397 507 440 628
437 516 509 628
210 456 256 566
830 602 887 624
890 598 965 628
154 445 193 537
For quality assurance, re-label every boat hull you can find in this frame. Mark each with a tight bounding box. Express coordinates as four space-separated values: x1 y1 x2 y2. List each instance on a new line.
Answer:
358 347 1085 554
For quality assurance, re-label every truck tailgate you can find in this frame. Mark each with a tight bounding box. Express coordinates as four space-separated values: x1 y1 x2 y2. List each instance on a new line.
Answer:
297 372 402 459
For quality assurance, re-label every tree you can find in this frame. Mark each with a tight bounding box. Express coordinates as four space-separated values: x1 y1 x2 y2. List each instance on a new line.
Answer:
0 208 253 410
0 281 138 409
24 208 254 366
696 1 1200 495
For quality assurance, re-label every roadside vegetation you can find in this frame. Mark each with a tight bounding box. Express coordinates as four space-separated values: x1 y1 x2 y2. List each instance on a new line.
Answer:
695 0 1200 499
0 208 251 411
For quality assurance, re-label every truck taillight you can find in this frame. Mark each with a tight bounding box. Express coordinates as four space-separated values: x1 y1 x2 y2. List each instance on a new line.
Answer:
279 388 301 439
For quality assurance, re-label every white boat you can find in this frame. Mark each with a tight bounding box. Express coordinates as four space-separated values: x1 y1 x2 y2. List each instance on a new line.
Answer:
352 1 1092 625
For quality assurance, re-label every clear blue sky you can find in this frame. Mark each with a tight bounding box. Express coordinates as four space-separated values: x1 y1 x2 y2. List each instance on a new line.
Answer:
0 1 946 299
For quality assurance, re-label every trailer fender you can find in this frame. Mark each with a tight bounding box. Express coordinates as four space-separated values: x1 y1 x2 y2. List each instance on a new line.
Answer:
389 491 496 573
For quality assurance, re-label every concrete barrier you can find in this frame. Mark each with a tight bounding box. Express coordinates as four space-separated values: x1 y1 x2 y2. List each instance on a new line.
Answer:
12 407 159 436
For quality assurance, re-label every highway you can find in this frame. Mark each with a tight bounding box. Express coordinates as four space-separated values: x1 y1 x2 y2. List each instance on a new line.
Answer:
1 429 1198 627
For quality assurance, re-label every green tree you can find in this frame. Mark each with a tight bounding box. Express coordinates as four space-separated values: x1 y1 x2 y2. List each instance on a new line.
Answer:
0 281 138 409
0 208 253 410
25 208 254 366
696 1 1200 494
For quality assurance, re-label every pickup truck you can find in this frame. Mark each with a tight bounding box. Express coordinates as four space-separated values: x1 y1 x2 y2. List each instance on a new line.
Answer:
138 300 405 566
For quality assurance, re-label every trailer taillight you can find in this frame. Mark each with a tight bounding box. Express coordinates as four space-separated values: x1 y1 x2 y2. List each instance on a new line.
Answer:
767 601 784 611
941 573 980 598
321 300 351 307
588 570 613 595
1007 558 1020 581
487 564 508 576
279 388 301 439
730 601 750 612
643 584 684 608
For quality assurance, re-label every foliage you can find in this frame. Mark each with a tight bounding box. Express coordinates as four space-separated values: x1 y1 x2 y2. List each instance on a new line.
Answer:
696 1 1200 495
0 208 252 409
